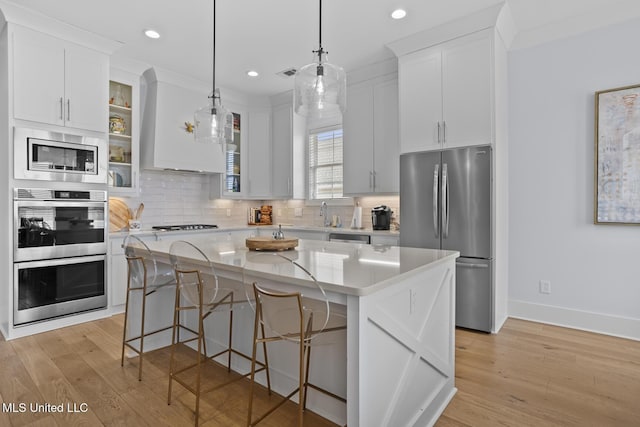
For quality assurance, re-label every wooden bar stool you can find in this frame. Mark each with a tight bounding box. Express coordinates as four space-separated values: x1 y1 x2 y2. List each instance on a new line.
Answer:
244 251 347 427
167 240 268 427
121 234 176 381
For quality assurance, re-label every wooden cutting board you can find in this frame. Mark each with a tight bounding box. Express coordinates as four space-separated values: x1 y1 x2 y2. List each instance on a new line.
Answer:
109 198 132 231
246 237 298 251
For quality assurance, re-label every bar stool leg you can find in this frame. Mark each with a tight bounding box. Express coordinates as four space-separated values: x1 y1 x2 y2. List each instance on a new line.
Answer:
121 271 132 368
298 336 304 427
167 284 181 405
137 278 148 381
194 304 205 427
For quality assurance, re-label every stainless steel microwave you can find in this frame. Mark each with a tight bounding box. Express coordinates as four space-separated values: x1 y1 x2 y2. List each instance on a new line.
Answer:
14 127 108 183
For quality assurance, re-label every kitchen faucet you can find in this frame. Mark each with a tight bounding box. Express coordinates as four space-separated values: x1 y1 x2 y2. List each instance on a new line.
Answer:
320 201 330 227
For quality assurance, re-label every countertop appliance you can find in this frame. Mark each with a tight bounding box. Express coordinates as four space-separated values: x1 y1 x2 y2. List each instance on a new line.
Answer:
151 224 218 231
371 205 392 230
400 146 492 332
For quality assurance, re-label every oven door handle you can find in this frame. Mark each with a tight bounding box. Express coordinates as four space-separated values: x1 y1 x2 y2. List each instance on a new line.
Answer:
15 200 107 209
15 254 106 269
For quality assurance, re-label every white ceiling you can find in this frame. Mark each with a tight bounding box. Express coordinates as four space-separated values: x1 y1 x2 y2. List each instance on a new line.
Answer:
4 0 640 97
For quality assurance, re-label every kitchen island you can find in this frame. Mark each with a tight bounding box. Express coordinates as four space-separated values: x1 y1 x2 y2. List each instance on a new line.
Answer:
134 237 458 426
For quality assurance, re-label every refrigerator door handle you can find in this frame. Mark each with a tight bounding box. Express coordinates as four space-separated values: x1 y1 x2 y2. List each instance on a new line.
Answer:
433 163 439 238
442 163 449 238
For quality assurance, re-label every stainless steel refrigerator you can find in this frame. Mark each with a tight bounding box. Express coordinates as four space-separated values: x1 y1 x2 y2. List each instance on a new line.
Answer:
400 146 492 332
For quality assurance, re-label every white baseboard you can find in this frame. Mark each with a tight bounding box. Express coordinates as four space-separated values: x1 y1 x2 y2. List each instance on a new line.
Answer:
508 300 640 341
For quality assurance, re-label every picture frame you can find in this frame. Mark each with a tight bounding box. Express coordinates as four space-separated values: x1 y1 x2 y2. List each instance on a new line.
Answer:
594 83 640 224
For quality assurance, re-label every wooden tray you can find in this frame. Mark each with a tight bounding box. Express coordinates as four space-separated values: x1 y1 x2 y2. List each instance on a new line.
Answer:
246 237 298 251
109 198 132 232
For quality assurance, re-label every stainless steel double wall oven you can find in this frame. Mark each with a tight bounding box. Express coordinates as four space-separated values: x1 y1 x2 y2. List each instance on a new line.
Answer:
14 188 108 325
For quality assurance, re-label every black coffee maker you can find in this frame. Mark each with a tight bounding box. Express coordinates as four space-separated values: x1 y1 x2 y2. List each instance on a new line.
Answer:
371 205 392 230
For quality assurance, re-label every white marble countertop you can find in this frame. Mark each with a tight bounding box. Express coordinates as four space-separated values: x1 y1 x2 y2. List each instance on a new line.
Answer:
141 237 457 297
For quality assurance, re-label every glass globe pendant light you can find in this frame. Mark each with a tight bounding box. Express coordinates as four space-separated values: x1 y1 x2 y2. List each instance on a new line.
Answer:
194 0 232 144
294 0 346 119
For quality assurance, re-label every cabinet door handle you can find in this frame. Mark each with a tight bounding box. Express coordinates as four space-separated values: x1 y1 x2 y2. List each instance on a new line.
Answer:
66 99 70 121
59 97 63 120
372 170 376 191
369 171 373 189
437 122 441 144
443 121 446 144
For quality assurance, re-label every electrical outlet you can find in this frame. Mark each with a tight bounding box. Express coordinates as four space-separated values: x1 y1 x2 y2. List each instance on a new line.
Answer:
226 208 231 217
295 207 303 217
539 280 551 294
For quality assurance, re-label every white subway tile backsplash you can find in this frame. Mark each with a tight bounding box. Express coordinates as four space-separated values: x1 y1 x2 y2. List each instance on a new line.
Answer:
113 169 399 229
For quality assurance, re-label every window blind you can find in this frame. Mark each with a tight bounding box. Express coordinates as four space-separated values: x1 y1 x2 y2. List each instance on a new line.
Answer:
308 128 343 199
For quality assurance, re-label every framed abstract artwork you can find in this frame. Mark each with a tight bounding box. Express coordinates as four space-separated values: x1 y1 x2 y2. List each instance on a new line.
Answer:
594 84 640 224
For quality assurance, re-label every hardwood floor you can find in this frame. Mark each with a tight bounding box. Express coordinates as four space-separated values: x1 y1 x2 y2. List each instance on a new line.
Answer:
0 315 337 427
437 318 640 427
1 316 639 426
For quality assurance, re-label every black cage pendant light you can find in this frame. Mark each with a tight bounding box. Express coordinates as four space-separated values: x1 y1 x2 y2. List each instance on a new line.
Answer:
293 0 346 119
194 0 232 144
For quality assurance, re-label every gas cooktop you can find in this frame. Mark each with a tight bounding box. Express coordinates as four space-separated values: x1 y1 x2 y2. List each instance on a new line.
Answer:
151 224 218 231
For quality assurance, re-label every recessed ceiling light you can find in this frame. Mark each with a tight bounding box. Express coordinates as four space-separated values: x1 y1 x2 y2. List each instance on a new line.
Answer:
247 70 259 77
144 29 161 39
391 9 407 20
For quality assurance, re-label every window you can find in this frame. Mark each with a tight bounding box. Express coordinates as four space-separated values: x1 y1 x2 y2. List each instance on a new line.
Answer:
308 127 343 200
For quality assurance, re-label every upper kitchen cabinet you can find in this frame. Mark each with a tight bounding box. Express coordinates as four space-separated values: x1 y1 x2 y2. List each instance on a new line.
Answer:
397 29 492 153
245 109 271 197
12 25 108 133
270 94 306 199
140 68 225 173
212 106 272 199
343 73 399 195
388 1 515 154
271 104 293 198
108 68 140 195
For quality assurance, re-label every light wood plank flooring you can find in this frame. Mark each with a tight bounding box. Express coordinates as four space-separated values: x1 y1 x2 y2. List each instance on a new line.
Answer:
0 315 337 427
437 319 640 427
1 316 639 426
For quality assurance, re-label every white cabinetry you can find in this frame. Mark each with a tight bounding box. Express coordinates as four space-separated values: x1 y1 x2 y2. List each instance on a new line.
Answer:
12 25 108 133
140 68 225 173
109 236 128 309
343 75 399 194
108 68 140 194
270 100 306 199
398 29 492 153
271 104 293 198
211 108 272 199
246 110 271 197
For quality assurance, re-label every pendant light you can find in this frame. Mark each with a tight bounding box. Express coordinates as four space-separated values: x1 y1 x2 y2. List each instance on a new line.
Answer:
294 0 346 119
194 0 232 144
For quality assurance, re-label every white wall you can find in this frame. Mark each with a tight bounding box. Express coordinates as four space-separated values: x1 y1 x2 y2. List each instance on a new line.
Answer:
508 18 640 339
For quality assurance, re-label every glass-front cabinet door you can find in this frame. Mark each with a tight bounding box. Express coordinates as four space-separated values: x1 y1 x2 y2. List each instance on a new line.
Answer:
108 69 139 194
224 112 242 193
